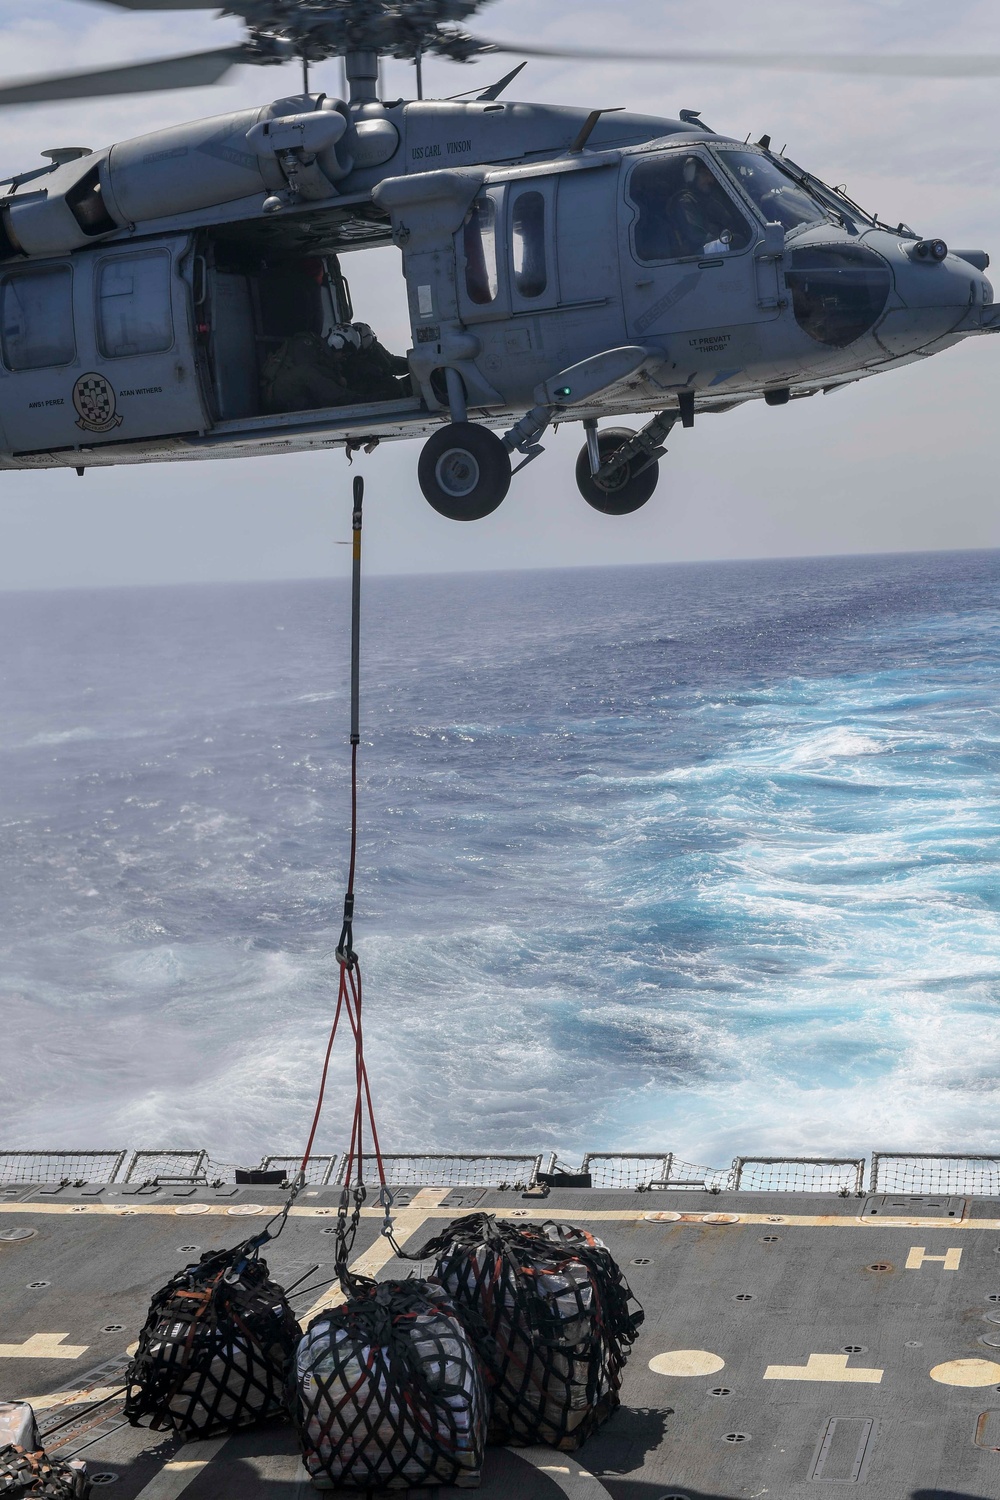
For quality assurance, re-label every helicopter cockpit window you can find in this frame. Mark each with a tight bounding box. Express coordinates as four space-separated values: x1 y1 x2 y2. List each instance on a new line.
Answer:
630 154 752 262
716 150 829 233
0 266 75 371
464 195 499 305
97 251 173 359
784 244 891 347
512 190 547 299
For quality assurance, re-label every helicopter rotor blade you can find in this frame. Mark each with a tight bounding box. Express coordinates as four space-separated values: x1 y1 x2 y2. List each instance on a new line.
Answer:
480 40 1000 79
81 0 220 7
0 45 251 107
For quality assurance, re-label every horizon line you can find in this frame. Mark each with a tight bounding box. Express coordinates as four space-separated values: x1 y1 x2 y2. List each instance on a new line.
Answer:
0 542 997 598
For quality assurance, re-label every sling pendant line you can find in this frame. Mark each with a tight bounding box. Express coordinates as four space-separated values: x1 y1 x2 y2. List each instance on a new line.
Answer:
270 474 392 1292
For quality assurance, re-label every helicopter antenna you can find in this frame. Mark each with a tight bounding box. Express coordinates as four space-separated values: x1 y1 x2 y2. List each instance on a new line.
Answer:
568 106 623 155
302 54 309 94
446 62 525 102
415 46 423 101
478 61 527 101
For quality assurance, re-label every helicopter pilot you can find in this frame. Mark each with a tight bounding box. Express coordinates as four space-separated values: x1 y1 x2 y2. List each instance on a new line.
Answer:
670 157 751 258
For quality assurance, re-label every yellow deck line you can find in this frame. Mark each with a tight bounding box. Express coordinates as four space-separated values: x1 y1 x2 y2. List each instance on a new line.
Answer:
1 1202 998 1230
28 1383 123 1411
299 1189 449 1321
131 1436 229 1498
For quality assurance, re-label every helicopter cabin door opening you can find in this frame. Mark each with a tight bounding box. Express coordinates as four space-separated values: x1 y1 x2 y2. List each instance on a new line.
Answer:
199 242 412 424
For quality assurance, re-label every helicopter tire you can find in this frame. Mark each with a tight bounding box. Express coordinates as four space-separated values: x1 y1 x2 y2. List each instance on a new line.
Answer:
418 423 512 521
575 427 660 515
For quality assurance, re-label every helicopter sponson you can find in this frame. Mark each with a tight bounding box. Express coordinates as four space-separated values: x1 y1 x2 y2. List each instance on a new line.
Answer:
0 90 996 520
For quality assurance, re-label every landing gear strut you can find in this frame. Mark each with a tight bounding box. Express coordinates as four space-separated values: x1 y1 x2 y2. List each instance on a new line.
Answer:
418 423 512 521
575 425 661 515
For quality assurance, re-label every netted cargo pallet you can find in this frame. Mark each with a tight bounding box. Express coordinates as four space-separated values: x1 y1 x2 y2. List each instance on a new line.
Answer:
579 1153 725 1191
124 1150 208 1184
729 1157 866 1194
870 1153 1000 1197
261 1155 342 1185
331 1154 543 1188
0 1150 128 1184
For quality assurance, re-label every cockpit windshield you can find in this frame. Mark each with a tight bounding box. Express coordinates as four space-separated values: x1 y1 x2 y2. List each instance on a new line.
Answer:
716 150 831 234
780 162 881 230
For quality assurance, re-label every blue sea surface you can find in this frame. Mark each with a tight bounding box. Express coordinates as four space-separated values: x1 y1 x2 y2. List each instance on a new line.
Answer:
1 550 998 1168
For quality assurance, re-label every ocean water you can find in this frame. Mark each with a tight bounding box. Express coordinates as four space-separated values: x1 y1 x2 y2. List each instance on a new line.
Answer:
1 550 998 1170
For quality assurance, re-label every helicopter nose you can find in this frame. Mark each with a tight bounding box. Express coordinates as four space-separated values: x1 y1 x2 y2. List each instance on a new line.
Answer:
895 242 982 308
876 237 989 355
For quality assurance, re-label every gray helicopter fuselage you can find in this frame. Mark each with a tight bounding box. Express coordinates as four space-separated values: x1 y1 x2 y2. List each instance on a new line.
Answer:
0 92 994 472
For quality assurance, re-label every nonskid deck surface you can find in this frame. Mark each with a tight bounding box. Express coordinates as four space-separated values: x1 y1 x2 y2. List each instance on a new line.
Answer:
1 1181 999 1499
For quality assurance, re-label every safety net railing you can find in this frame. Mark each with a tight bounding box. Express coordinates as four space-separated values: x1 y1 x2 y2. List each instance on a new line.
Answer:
124 1150 208 1185
0 1151 128 1185
869 1154 1000 1197
203 1158 241 1184
663 1157 728 1191
729 1156 866 1194
579 1153 727 1191
261 1154 342 1185
18 1147 1000 1198
331 1154 543 1188
581 1153 674 1190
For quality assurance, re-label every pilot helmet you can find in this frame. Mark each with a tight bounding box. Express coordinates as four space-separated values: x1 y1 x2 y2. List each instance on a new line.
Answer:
683 156 703 185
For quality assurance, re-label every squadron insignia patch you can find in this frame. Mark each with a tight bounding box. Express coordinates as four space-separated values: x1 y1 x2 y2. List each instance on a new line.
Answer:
73 372 123 433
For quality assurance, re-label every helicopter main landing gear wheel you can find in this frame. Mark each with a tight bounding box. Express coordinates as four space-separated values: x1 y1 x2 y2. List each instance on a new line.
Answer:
575 426 660 515
418 423 512 521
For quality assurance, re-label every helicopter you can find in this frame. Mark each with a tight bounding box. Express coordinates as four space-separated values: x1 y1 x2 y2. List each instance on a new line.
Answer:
0 1 998 521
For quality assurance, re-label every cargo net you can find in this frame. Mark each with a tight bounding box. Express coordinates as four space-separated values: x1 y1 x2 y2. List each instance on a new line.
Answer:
260 1155 341 1186
411 1213 644 1452
580 1153 725 1191
0 1446 88 1498
293 1279 488 1491
333 1154 542 1188
124 1238 300 1439
0 1151 127 1185
124 1150 208 1185
729 1157 866 1194
870 1154 1000 1197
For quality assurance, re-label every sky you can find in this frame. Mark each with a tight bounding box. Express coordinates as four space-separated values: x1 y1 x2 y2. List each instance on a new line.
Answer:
1 0 999 587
